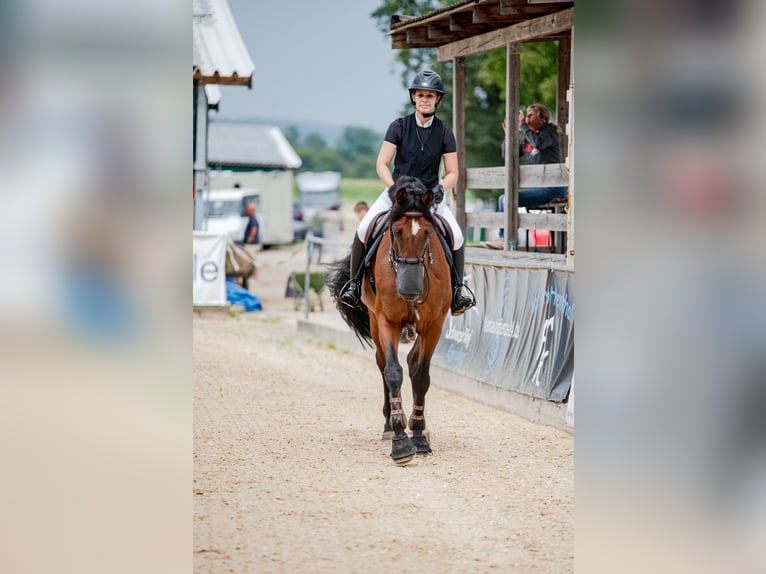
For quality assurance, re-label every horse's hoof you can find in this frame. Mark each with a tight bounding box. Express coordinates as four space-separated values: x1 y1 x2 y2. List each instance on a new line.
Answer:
381 430 394 441
390 434 416 463
393 454 414 466
411 434 432 456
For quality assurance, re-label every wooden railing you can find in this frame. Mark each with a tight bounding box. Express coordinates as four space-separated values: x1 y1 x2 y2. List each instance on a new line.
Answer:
463 163 569 234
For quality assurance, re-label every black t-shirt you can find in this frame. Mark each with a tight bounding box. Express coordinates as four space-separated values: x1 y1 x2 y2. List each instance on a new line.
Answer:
384 114 457 189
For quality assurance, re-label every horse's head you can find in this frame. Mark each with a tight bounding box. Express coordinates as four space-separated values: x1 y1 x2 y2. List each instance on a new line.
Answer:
387 177 436 301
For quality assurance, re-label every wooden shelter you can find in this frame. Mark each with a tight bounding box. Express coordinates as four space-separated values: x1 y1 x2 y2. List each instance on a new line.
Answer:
389 0 575 267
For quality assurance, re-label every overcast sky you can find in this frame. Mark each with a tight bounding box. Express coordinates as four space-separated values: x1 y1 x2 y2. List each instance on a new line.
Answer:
214 0 408 133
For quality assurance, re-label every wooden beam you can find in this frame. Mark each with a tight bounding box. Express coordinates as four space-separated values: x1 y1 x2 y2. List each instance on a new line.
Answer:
472 6 492 24
465 212 568 232
466 164 569 189
499 0 519 16
437 8 574 62
557 35 571 162
505 43 520 250
192 71 252 88
406 27 428 43
449 13 471 31
427 24 448 40
519 212 567 231
454 57 467 231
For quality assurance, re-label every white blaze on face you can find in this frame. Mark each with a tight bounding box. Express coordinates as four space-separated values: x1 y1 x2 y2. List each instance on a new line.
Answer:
411 218 421 236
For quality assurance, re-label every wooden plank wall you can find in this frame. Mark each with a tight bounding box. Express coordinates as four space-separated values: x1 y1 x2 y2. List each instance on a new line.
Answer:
464 163 569 233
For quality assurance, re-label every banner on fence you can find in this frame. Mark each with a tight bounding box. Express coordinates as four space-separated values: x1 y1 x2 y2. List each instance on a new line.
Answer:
193 232 227 306
434 264 574 402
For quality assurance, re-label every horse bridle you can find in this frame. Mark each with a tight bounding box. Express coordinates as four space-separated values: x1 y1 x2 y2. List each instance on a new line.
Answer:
387 211 434 307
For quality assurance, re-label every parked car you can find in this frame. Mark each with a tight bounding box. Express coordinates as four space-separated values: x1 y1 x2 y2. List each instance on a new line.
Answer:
292 202 311 242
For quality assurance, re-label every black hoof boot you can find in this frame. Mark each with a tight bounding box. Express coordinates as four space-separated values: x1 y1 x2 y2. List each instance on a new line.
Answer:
411 434 432 455
390 434 416 464
338 280 360 308
451 285 475 316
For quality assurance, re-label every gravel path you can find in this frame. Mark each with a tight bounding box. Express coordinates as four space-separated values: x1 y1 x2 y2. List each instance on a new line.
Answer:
193 244 573 573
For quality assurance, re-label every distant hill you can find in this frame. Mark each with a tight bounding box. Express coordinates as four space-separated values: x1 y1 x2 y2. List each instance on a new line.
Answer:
209 117 351 148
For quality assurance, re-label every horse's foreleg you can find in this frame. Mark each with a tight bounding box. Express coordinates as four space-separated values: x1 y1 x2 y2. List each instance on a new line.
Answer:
382 342 416 464
407 331 439 455
374 343 395 440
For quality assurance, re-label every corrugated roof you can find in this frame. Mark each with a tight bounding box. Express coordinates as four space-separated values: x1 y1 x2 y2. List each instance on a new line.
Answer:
207 123 303 170
193 0 254 87
205 84 222 109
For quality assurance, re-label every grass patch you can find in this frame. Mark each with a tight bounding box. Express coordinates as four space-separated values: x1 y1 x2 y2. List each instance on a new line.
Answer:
340 178 383 205
339 177 482 205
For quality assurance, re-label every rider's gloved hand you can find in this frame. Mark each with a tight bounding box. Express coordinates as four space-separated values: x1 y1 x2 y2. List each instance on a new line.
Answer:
432 183 444 204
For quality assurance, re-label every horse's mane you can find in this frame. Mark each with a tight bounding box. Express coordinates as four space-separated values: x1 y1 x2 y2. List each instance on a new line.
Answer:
387 176 435 225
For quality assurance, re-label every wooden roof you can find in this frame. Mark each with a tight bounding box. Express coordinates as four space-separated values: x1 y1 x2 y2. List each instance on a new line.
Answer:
390 0 573 60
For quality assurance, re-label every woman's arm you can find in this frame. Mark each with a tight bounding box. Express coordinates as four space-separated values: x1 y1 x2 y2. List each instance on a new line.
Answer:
376 141 397 188
440 152 458 190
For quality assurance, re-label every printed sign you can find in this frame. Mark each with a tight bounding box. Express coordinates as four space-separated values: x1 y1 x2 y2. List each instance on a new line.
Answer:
434 264 573 402
193 232 227 306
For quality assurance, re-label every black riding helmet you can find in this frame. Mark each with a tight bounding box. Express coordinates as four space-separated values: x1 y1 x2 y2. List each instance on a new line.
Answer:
408 70 445 117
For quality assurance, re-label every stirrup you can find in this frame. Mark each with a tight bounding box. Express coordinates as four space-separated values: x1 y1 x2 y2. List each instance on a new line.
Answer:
338 280 360 308
451 285 475 316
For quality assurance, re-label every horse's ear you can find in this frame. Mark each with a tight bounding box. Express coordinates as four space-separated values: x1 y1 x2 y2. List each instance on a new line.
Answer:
421 190 434 209
395 188 409 206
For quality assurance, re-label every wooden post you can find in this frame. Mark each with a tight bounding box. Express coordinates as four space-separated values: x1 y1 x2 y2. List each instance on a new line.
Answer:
505 43 520 250
557 35 571 163
566 26 575 267
193 82 209 231
453 57 467 230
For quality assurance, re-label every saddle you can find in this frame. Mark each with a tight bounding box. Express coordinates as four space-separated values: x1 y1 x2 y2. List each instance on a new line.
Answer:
360 208 455 293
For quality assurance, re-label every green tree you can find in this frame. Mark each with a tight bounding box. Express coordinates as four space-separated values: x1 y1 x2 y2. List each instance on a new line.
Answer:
337 126 381 164
284 126 300 148
303 132 328 152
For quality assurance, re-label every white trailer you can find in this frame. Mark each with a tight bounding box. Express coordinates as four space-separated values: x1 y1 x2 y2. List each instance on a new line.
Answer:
209 170 294 246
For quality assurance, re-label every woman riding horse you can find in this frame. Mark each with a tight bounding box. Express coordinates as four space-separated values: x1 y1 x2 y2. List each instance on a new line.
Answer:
337 70 475 317
328 176 453 464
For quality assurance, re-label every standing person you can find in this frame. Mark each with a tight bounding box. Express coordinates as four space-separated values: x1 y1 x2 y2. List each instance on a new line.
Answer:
353 200 369 221
243 203 260 251
337 70 475 316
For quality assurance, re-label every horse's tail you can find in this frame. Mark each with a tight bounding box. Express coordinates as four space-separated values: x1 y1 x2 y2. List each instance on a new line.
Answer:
325 253 373 348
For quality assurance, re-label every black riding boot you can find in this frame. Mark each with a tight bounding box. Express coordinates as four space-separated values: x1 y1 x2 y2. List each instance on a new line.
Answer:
338 235 365 308
451 245 475 316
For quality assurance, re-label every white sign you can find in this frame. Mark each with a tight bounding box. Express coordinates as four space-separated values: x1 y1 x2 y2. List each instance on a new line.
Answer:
193 232 227 306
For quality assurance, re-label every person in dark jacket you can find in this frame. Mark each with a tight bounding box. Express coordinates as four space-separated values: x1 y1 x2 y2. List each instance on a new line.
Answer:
517 103 568 207
337 70 475 316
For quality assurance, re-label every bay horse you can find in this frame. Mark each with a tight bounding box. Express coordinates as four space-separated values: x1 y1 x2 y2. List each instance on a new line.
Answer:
328 176 452 465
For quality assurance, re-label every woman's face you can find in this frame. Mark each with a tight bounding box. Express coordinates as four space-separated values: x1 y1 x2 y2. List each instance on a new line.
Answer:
525 108 544 131
412 89 439 117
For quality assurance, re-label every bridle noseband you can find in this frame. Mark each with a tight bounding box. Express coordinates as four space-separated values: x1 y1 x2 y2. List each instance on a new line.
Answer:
387 211 433 307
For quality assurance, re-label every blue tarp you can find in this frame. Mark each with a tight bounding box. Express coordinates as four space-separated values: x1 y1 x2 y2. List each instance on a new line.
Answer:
226 279 262 312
